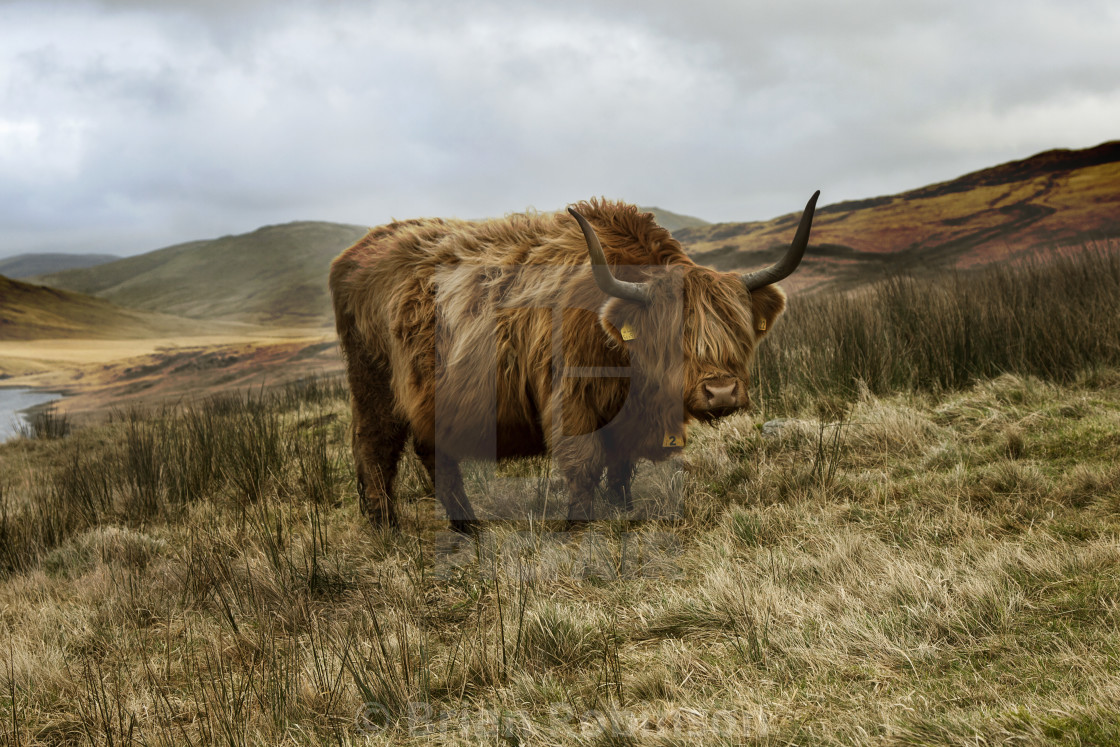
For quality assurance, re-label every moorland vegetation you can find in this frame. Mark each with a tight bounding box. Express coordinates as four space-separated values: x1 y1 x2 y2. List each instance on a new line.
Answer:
3 244 1120 745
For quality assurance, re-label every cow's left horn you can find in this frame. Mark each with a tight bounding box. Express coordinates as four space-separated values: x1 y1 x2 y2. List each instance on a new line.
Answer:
741 190 820 291
568 207 652 304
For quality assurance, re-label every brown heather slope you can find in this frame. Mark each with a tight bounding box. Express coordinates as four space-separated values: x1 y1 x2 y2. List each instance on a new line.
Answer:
679 141 1120 293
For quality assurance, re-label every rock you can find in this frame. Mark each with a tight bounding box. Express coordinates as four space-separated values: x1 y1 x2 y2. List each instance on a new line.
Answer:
761 419 790 438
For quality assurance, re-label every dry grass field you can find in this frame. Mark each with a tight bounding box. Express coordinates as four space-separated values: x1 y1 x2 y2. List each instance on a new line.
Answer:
3 247 1120 745
0 273 342 419
0 330 341 420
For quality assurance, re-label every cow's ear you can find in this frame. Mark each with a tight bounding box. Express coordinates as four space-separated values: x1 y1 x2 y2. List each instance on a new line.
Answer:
749 284 786 339
598 298 629 347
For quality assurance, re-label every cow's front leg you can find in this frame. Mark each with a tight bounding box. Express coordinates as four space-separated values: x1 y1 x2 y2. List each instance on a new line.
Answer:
605 458 636 511
554 434 607 524
414 440 478 534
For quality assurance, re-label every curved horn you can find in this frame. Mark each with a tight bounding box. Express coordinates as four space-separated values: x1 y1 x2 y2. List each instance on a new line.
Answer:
741 190 820 291
567 207 652 304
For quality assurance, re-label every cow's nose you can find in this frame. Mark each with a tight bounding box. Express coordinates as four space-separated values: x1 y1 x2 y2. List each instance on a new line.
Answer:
703 382 738 408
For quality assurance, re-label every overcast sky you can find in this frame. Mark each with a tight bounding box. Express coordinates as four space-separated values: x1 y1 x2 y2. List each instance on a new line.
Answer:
1 0 1118 259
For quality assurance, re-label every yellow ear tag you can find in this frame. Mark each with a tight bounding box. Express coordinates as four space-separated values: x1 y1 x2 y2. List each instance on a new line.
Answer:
757 318 767 331
620 322 636 341
662 432 685 448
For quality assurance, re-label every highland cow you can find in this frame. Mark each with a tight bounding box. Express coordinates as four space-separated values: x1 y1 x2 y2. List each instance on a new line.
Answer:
329 192 819 532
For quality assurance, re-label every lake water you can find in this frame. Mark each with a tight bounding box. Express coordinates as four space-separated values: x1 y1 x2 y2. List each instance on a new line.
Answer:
0 388 63 443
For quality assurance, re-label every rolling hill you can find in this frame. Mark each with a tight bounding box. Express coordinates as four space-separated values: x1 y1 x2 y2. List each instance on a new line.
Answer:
36 221 368 326
0 252 120 279
677 141 1120 292
32 141 1120 325
0 275 222 341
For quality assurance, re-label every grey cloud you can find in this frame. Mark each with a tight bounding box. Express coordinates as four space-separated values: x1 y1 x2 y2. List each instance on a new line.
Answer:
1 0 1118 258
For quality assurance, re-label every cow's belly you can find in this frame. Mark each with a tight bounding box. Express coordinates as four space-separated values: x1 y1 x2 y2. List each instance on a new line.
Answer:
495 421 548 459
427 416 547 461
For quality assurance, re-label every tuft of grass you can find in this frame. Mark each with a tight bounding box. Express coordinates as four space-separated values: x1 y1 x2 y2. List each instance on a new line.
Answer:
224 401 283 505
17 403 71 440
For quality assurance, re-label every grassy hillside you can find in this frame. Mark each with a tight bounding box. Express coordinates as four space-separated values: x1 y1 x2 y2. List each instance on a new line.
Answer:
0 274 219 341
640 206 711 233
37 221 368 326
0 253 119 279
3 246 1120 744
681 141 1120 293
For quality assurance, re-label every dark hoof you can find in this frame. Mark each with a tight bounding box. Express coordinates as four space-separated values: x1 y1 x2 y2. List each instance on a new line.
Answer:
449 519 480 535
362 503 398 529
605 494 628 509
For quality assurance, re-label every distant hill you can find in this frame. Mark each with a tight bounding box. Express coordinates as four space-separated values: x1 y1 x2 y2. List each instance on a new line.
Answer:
0 275 219 341
36 221 368 326
678 141 1120 293
641 207 710 233
0 252 119 279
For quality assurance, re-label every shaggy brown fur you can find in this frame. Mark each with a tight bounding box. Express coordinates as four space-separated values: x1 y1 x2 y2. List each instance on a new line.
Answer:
329 199 791 530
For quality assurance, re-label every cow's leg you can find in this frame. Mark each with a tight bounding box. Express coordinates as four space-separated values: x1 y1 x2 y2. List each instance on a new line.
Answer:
414 441 478 534
605 458 636 511
554 437 607 525
544 390 607 525
352 419 407 527
344 352 407 527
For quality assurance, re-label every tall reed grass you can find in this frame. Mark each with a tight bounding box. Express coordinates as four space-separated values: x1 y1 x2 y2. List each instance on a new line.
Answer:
0 377 347 576
754 244 1120 411
17 403 71 440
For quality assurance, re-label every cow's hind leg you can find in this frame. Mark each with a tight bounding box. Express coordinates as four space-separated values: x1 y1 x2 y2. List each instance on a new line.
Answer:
345 353 408 527
414 441 478 534
353 419 407 527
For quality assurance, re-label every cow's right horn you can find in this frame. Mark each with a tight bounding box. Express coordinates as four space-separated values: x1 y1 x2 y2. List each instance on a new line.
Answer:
741 190 820 291
568 207 652 304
